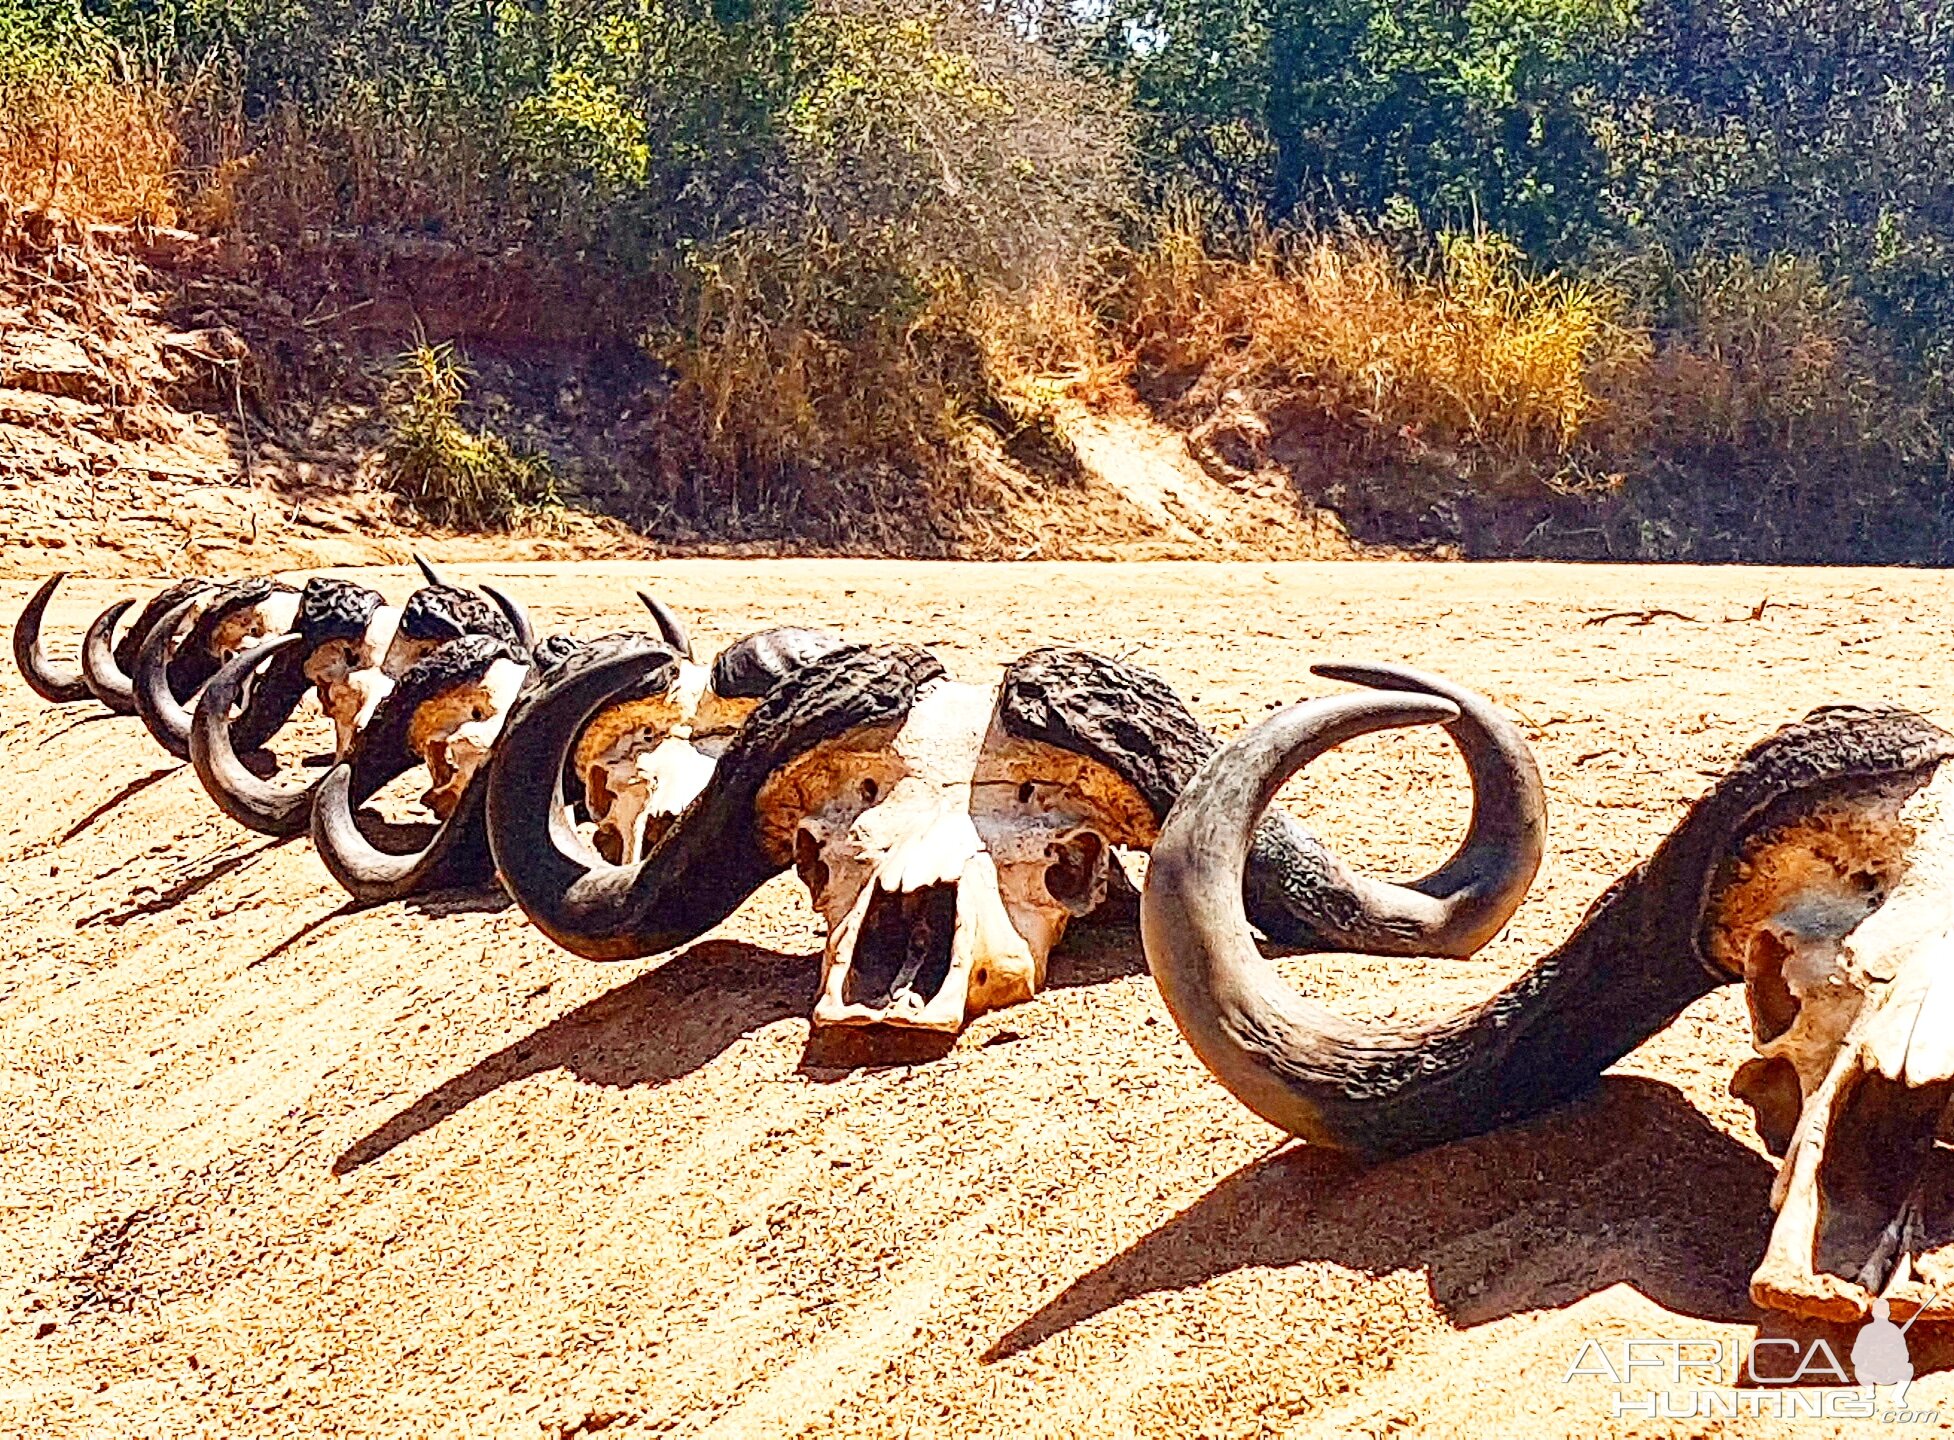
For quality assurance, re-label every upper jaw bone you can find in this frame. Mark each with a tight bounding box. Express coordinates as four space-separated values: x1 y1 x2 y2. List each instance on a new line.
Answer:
592 736 719 862
812 809 1036 1032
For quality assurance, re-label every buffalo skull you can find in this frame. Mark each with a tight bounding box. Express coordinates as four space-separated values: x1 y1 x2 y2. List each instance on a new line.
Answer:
488 642 1541 1036
1140 690 1954 1324
1712 758 1954 1321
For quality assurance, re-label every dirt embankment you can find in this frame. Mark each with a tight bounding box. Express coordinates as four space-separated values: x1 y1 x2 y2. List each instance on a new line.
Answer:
5 558 1953 1438
0 206 1365 572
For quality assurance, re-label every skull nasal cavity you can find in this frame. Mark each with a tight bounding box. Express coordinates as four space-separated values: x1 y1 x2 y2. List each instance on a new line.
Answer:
1045 831 1105 912
1813 1071 1954 1288
846 883 957 1011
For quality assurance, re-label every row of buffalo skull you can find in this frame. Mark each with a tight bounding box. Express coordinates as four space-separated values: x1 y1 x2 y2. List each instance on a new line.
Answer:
13 569 1954 1327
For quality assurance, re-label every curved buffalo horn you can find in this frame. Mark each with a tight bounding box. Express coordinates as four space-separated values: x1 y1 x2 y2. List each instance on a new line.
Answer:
994 648 1539 958
13 574 93 703
81 599 140 713
1141 698 1954 1159
310 759 495 903
488 638 943 959
191 635 317 835
1299 661 1545 956
637 590 693 661
482 582 535 651
132 596 201 758
413 553 448 588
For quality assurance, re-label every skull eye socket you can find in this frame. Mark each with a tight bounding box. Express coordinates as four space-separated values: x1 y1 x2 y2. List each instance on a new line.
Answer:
795 826 829 897
1044 830 1105 914
861 777 879 803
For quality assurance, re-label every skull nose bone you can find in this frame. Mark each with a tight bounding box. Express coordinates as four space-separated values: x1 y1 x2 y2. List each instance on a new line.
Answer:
811 808 984 1028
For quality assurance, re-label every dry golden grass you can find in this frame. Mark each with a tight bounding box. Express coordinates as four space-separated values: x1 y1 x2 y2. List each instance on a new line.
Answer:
0 76 179 226
8 74 1939 559
970 277 1127 406
1117 224 1642 476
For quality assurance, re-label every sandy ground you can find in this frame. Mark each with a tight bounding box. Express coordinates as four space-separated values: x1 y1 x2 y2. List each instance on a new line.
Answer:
4 558 1954 1439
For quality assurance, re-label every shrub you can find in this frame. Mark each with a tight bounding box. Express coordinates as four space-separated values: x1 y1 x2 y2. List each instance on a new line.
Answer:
631 0 1127 539
1594 253 1950 560
383 343 563 530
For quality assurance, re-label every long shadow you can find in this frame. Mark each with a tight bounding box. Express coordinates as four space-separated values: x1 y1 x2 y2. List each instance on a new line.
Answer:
249 900 361 969
60 766 178 842
987 1076 1778 1361
32 710 119 749
77 834 299 929
335 938 818 1173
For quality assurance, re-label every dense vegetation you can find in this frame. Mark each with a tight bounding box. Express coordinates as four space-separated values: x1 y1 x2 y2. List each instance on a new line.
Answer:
6 0 1953 558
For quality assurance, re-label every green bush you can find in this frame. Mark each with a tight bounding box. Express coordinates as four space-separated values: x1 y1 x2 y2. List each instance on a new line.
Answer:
383 343 562 530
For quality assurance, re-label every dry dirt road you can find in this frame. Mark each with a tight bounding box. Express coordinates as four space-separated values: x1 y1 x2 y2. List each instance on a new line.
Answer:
4 559 1953 1440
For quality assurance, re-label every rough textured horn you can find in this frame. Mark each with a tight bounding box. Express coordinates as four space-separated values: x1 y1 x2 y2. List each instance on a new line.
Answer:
488 638 943 959
81 599 139 713
397 583 514 648
13 574 93 704
481 582 536 651
995 648 1541 956
529 633 584 673
1141 700 1954 1159
132 595 201 758
637 590 694 661
414 554 448 588
191 635 317 835
709 627 848 699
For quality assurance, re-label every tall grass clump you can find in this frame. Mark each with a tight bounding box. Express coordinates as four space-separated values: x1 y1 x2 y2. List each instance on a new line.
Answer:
0 9 178 225
384 343 562 530
1595 253 1950 559
1117 222 1640 487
